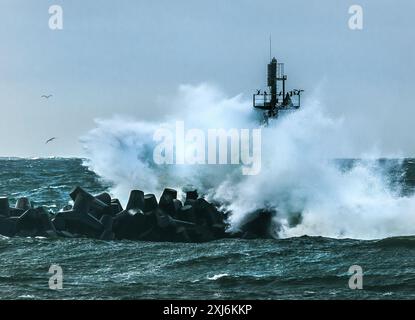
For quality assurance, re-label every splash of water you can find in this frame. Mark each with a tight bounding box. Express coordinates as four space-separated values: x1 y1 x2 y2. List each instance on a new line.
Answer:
81 83 415 240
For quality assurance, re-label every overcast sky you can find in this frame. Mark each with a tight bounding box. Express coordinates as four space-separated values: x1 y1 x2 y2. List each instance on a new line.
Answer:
0 0 414 157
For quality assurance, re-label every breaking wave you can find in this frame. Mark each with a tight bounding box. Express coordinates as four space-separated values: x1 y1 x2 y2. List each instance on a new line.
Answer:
80 83 415 240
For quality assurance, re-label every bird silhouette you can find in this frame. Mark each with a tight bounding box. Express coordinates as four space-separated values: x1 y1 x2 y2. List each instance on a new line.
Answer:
293 89 304 94
41 94 53 99
45 137 57 144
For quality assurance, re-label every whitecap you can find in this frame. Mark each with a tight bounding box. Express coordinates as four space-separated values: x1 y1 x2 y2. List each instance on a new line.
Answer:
207 273 229 281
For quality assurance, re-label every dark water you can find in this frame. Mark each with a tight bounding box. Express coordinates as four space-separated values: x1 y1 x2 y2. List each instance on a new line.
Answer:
1 158 415 300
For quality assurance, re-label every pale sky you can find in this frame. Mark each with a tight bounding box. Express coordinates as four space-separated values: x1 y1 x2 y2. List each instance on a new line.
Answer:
0 0 414 157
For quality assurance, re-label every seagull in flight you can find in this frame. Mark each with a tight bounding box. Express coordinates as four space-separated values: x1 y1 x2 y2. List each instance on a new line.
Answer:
45 137 57 144
41 94 53 99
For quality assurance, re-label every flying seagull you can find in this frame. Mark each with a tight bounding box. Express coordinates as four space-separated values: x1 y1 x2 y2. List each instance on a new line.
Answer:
41 94 53 99
45 137 57 144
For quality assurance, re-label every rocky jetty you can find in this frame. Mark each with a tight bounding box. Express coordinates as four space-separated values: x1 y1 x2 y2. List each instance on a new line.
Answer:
0 187 275 242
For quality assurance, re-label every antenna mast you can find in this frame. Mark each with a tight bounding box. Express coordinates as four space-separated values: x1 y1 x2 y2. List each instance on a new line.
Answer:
252 48 303 120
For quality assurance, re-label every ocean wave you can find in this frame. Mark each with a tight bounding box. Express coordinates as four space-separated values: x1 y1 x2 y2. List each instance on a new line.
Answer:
207 273 230 281
373 236 415 248
79 84 415 240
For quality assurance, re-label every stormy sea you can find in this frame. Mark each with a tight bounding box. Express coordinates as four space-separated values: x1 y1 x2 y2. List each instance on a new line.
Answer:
1 157 415 300
2 86 415 300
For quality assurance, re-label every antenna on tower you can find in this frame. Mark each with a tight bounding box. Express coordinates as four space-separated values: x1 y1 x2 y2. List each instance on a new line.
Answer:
252 54 304 120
